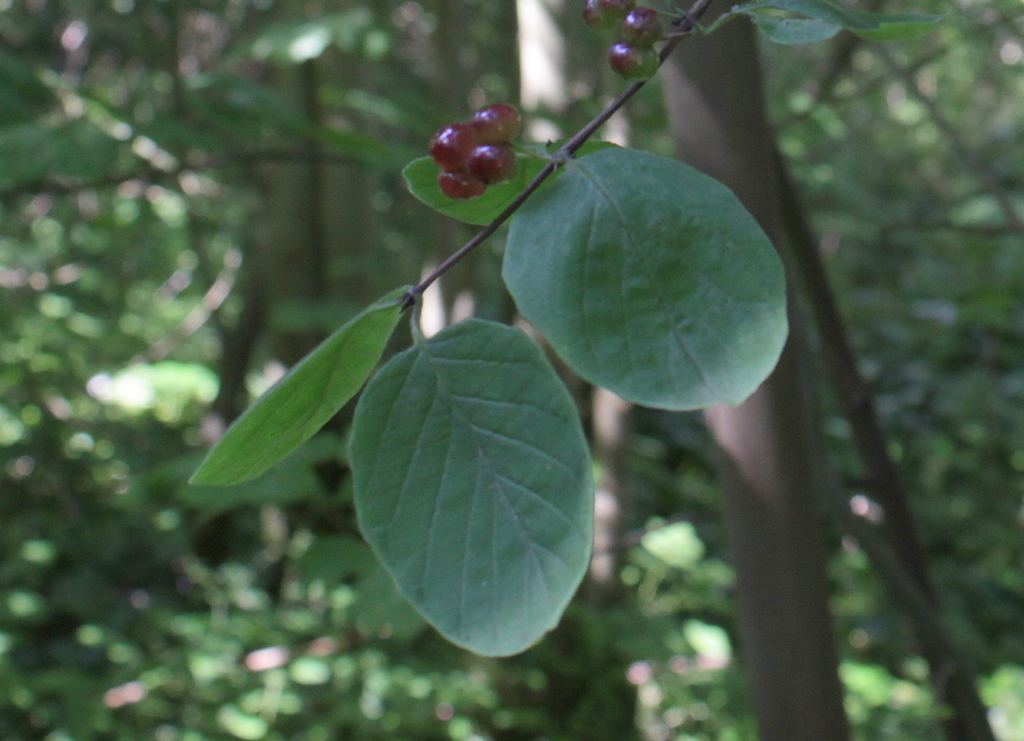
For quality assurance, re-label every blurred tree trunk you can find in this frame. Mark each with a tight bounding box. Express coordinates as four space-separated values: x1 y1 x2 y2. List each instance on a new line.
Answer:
776 101 998 741
661 21 851 741
258 57 374 365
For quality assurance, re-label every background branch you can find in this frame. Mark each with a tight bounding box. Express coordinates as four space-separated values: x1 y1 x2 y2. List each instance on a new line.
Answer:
875 46 1024 238
778 145 997 741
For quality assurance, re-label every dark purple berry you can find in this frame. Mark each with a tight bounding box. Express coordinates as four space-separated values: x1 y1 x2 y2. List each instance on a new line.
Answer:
466 144 518 184
621 7 663 47
469 104 523 145
583 0 636 31
608 41 659 80
429 123 479 173
437 170 487 199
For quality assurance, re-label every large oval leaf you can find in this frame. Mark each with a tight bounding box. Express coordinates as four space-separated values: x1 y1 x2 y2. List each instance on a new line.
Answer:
503 147 787 410
190 287 408 486
349 318 593 656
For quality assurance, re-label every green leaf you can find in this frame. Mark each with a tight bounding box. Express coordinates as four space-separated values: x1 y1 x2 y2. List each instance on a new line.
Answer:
0 124 50 187
0 121 120 189
749 0 871 28
190 287 408 486
503 147 787 410
187 72 306 133
218 706 269 741
295 534 377 583
181 434 341 512
704 0 944 43
316 125 405 168
0 50 57 126
850 13 947 40
641 522 706 569
403 141 618 226
350 565 427 639
243 10 376 63
750 15 842 44
294 535 426 639
349 318 593 656
51 121 121 181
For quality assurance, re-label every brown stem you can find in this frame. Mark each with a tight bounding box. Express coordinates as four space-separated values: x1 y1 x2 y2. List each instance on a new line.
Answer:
402 0 718 310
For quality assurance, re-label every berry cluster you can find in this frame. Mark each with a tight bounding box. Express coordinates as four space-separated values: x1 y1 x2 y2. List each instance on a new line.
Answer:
429 104 522 200
583 0 665 80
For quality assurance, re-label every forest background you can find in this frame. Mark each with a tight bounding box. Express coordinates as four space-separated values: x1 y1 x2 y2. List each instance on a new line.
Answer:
2 0 1024 738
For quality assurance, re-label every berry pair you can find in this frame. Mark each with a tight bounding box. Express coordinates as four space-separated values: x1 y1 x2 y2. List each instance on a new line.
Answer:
583 0 665 81
430 104 522 200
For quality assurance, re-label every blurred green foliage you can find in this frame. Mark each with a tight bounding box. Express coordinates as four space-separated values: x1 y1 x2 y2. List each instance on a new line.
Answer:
1 0 1023 738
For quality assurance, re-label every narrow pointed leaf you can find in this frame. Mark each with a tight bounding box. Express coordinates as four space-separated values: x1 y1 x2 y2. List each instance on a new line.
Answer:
746 0 873 28
349 319 593 656
705 0 944 41
190 287 408 486
503 147 787 410
850 13 947 40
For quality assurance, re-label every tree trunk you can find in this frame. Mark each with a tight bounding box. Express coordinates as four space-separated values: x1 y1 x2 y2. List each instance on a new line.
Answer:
777 125 997 741
662 21 851 741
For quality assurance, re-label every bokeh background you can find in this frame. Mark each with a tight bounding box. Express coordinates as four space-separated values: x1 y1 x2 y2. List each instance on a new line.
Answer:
2 0 1023 738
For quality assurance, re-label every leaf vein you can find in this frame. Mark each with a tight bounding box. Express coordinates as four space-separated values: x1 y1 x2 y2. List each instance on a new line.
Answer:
576 160 723 398
448 393 570 424
465 422 579 477
493 472 587 540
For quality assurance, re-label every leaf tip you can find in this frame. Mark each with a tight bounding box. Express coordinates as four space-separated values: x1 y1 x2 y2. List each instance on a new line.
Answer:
187 460 232 487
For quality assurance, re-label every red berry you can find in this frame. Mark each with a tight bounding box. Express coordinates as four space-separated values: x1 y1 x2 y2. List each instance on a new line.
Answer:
429 123 479 173
466 144 518 184
621 7 663 47
583 0 636 31
470 104 523 145
437 171 487 199
608 41 659 80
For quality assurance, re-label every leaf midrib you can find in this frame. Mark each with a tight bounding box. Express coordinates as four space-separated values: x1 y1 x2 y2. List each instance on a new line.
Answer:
412 335 579 638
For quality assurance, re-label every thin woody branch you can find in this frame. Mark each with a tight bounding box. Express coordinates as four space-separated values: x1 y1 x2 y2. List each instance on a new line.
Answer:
402 0 718 311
